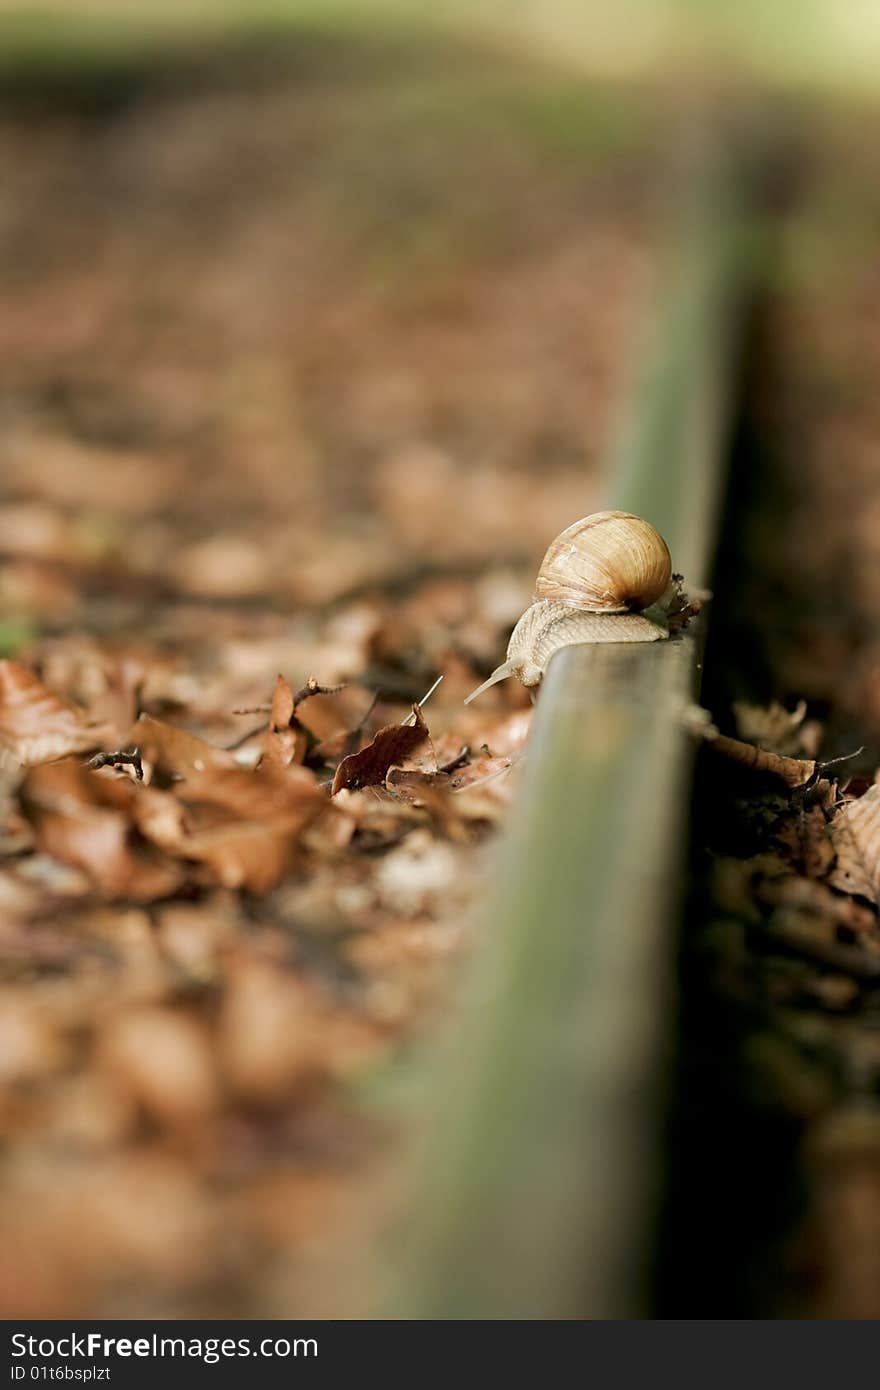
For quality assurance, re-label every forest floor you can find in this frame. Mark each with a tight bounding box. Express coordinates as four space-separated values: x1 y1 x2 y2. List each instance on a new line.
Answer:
4 28 880 1320
0 34 661 1316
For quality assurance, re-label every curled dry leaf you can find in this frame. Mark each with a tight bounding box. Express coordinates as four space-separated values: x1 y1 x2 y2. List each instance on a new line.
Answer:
331 705 432 795
258 675 307 769
0 661 108 768
830 784 880 904
385 768 452 800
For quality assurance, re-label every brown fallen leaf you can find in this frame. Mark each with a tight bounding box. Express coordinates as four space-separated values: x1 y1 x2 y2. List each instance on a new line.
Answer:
830 784 880 903
332 705 432 795
450 754 515 791
329 786 428 849
301 802 357 854
383 767 470 839
19 760 182 900
132 714 237 784
174 823 297 894
258 675 307 769
136 763 328 893
293 683 371 742
175 762 324 824
0 661 107 768
385 768 452 800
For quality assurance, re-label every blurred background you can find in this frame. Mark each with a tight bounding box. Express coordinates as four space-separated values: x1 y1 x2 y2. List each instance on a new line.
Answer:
2 0 880 1321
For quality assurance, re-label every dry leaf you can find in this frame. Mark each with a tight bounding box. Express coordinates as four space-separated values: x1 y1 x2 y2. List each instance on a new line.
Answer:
19 761 182 900
451 754 515 791
132 714 236 783
383 767 470 838
0 661 106 768
830 785 880 902
258 675 307 768
331 706 431 795
294 685 373 743
138 763 327 892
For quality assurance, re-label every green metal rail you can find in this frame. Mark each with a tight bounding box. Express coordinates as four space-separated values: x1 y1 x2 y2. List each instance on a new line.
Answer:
395 137 765 1319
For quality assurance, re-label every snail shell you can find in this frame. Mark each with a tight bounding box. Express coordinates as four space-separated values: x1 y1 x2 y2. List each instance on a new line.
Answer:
464 510 674 704
535 510 671 612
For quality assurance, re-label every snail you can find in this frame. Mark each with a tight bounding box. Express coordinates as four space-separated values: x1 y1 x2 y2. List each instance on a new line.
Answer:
464 510 677 703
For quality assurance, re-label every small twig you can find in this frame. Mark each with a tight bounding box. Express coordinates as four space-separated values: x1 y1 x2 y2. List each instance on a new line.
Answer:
701 728 817 788
293 677 346 710
328 690 382 770
402 675 443 727
439 745 470 775
87 747 144 781
231 678 348 753
355 690 380 734
233 679 346 720
819 747 865 772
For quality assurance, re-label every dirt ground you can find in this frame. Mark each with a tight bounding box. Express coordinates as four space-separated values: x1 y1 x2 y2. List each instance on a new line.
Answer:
0 35 661 1316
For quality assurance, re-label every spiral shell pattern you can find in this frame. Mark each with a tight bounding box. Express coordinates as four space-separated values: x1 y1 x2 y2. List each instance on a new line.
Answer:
534 510 671 613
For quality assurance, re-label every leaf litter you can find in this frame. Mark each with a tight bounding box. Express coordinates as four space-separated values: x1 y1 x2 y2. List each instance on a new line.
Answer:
666 687 880 1316
0 38 674 1318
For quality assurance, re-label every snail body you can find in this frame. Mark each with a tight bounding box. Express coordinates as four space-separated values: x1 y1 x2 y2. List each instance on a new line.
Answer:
465 511 675 704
